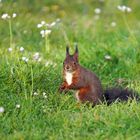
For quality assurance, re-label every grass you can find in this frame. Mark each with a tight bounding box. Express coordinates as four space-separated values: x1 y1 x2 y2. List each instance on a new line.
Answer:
0 0 140 139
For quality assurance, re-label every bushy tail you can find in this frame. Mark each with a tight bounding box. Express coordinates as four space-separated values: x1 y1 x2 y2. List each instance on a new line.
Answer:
103 87 140 105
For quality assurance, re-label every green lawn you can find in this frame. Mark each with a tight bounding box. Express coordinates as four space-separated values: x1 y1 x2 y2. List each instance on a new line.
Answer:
0 0 140 139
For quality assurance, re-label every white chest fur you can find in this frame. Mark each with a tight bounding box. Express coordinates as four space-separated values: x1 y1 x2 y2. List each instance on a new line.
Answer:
65 72 73 85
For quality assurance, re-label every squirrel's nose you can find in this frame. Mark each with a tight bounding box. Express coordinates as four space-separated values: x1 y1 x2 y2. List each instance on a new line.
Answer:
66 65 70 70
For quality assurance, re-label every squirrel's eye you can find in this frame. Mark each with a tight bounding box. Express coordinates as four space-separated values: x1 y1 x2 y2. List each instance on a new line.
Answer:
73 62 76 65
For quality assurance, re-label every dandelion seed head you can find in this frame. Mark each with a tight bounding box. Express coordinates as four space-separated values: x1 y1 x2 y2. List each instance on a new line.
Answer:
0 107 4 113
94 8 101 14
8 48 12 52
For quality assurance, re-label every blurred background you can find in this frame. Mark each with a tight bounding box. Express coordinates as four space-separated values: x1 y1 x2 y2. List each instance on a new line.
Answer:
1 0 140 50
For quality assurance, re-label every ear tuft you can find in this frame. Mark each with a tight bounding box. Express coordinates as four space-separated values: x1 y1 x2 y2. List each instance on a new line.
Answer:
75 43 78 54
66 45 69 56
74 43 78 62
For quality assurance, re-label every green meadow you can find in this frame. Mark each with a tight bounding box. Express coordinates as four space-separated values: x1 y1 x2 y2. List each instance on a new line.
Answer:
0 0 140 139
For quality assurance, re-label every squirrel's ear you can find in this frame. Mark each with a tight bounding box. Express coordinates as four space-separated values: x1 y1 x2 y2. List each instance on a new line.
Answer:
75 44 78 54
74 44 78 61
66 45 69 56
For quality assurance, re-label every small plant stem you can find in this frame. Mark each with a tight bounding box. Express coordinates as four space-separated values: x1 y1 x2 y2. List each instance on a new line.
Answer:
8 19 13 48
45 35 50 53
30 66 34 98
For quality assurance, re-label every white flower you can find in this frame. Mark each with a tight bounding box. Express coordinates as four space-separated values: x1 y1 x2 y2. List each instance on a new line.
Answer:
25 58 29 62
33 52 40 60
94 8 101 14
45 61 56 67
20 47 24 52
121 5 126 12
40 30 45 35
56 18 60 22
45 23 50 27
50 21 56 27
40 30 51 37
1 13 8 19
41 21 46 25
22 57 26 61
104 55 111 60
33 92 38 96
40 30 45 37
126 7 132 12
16 104 20 109
22 57 29 62
12 13 17 18
44 95 47 99
37 24 42 28
43 92 46 96
8 48 12 52
43 92 47 99
45 61 52 67
45 30 51 35
38 58 42 62
111 22 116 27
0 107 4 113
117 5 132 13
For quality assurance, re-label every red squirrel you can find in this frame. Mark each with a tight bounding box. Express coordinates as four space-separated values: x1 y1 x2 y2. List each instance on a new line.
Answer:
59 45 139 105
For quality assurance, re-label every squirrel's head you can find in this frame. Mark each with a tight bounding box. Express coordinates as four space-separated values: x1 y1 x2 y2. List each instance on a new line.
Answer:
63 45 79 73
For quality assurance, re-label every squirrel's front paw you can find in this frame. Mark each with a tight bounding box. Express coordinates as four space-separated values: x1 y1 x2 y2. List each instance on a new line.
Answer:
58 85 69 94
58 85 65 93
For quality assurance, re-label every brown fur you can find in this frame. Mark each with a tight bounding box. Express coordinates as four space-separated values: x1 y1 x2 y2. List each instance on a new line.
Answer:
59 45 139 105
59 45 103 105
